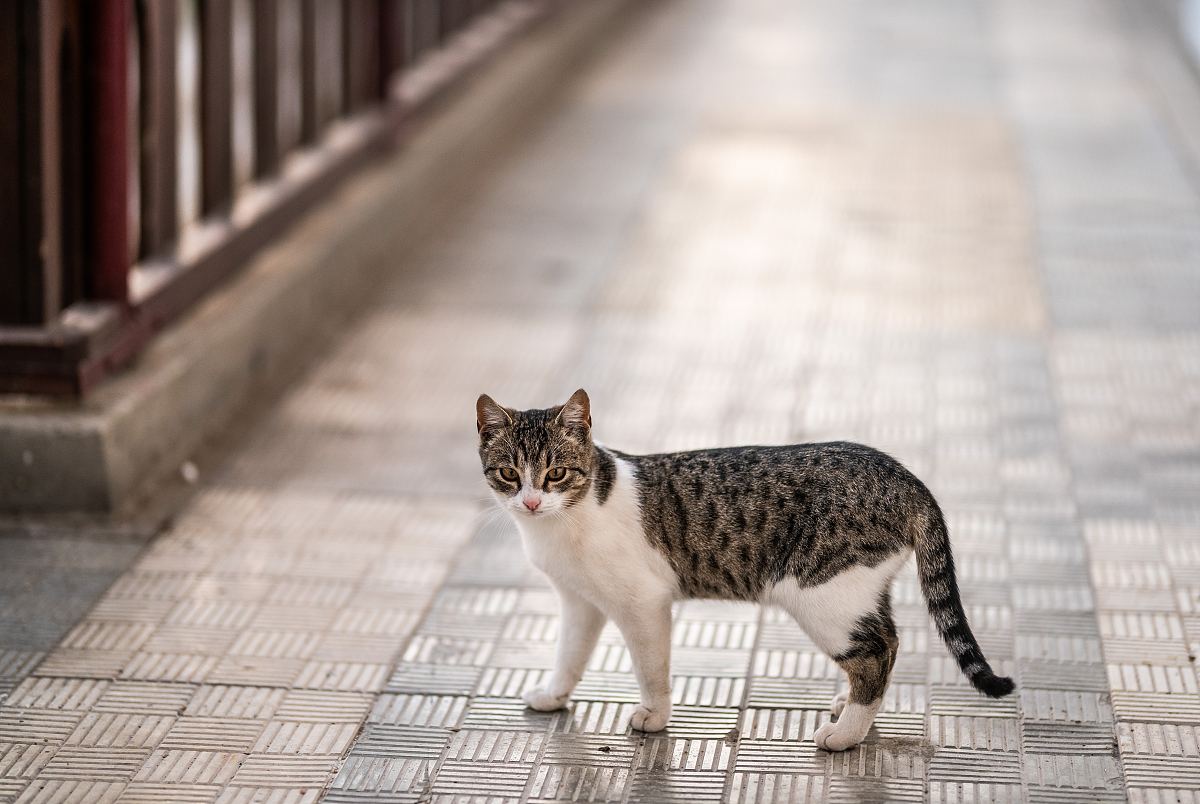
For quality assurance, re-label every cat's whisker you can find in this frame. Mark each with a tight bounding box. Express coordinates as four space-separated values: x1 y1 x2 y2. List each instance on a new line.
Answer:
476 507 514 530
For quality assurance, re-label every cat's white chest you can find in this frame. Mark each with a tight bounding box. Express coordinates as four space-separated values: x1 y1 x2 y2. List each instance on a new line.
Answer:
516 521 577 578
517 525 591 590
513 457 677 613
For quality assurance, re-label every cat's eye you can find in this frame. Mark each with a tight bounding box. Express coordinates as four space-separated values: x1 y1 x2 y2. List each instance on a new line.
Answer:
498 467 519 482
545 467 567 482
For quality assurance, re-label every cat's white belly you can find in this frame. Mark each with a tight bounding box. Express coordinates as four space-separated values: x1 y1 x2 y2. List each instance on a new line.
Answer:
516 456 678 616
763 550 910 656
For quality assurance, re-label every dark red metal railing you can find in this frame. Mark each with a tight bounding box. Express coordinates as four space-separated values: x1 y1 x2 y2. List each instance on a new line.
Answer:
0 0 537 395
92 0 131 304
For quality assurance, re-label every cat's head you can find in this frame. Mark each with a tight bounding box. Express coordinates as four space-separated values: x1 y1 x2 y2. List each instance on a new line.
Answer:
476 389 595 518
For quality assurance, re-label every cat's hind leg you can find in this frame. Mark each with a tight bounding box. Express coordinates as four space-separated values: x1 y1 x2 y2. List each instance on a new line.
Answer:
816 604 898 751
765 552 906 751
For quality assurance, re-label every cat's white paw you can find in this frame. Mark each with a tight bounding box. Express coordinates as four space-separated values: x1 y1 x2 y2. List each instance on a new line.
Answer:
830 690 848 717
522 686 569 712
814 720 865 752
629 702 671 732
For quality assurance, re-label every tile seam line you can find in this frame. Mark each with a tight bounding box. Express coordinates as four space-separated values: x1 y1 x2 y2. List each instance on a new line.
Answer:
981 0 1127 797
512 560 562 803
898 11 1038 803
1049 1 1191 791
712 602 766 803
1016 109 1129 804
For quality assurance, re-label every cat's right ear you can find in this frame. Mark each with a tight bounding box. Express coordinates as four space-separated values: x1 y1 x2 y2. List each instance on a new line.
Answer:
558 388 591 430
476 394 513 436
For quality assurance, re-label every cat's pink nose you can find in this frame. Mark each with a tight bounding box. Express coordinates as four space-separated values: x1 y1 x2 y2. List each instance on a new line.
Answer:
523 497 541 512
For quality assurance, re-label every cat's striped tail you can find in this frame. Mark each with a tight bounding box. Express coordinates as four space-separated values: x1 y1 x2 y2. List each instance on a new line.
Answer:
912 502 1015 698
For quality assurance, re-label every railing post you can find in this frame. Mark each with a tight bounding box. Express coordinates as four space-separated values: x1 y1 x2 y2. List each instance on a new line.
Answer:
300 0 317 144
411 0 440 64
57 0 87 309
201 0 234 214
89 0 131 303
38 0 65 321
380 0 406 100
254 0 280 178
0 2 48 324
343 0 381 114
141 0 179 256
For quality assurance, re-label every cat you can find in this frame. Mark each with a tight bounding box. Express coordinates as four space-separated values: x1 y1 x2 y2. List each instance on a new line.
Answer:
476 388 1013 751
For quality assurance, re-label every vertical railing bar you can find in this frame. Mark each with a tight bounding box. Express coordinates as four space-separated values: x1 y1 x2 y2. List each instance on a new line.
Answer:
402 0 416 68
0 2 47 323
38 0 65 320
410 0 424 64
342 0 379 114
441 0 455 41
424 0 440 59
365 0 382 108
379 0 404 101
89 0 131 303
58 0 87 308
201 0 233 213
442 0 455 41
0 5 21 320
300 0 317 144
253 0 279 178
341 0 356 113
142 0 177 255
230 0 256 191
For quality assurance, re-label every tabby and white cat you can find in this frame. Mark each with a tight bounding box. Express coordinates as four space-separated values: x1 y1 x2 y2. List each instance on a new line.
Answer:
476 389 1012 751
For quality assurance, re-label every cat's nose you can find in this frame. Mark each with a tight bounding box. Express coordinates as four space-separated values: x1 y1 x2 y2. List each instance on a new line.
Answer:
523 497 541 512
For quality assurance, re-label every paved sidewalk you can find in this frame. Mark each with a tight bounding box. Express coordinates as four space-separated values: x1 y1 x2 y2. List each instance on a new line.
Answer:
4 0 1200 801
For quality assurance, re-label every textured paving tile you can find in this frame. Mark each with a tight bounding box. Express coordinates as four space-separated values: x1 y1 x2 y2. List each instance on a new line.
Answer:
0 533 142 708
3 0 1200 800
0 488 473 801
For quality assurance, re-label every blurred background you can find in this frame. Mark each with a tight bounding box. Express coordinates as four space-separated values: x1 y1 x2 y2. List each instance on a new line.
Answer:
2 0 1199 801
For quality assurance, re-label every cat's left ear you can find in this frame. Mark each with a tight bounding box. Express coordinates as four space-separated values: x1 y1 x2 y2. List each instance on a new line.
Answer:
557 388 591 430
477 394 513 435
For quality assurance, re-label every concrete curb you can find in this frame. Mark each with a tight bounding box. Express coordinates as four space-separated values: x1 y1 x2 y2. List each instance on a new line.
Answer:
0 0 642 514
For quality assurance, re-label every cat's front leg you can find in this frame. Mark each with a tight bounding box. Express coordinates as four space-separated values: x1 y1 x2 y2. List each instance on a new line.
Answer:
523 585 606 711
614 597 673 732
